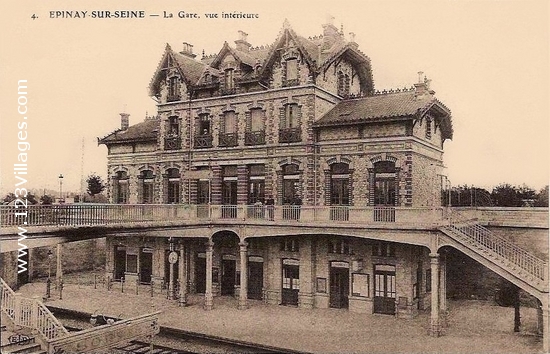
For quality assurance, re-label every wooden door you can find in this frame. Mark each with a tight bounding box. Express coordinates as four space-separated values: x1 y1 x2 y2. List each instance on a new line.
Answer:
374 265 396 315
330 266 349 308
248 260 264 300
281 264 299 306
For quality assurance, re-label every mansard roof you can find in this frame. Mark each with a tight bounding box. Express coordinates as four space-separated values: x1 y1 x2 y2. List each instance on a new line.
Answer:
98 118 158 145
148 44 207 96
314 89 453 139
147 20 374 93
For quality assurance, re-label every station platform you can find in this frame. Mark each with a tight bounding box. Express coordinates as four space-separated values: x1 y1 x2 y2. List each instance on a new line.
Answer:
16 281 542 354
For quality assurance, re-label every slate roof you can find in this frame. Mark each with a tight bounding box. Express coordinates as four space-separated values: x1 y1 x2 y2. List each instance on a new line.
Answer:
98 118 158 145
315 90 438 126
172 52 207 85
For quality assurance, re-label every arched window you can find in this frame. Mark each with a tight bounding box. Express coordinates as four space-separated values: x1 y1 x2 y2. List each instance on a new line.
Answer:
282 164 300 205
139 170 154 204
330 163 350 205
114 171 129 204
373 161 396 206
166 168 180 203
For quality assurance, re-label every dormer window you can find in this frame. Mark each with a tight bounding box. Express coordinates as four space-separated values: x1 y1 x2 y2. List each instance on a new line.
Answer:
425 116 432 139
287 59 298 81
204 72 210 84
224 68 234 90
168 76 180 101
337 71 350 97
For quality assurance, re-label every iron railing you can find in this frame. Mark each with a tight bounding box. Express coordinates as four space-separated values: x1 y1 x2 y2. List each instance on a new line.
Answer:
278 127 301 143
218 133 238 147
445 223 547 282
0 204 448 228
244 130 265 145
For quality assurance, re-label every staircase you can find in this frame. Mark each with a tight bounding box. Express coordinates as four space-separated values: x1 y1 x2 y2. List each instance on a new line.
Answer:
1 278 161 354
440 220 548 299
1 324 45 354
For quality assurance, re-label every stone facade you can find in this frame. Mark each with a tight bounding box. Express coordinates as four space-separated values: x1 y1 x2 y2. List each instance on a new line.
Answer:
98 20 453 317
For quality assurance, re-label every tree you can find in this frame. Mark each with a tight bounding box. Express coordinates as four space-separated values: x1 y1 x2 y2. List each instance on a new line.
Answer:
534 185 549 207
3 192 38 205
40 195 54 205
86 173 106 196
491 183 521 207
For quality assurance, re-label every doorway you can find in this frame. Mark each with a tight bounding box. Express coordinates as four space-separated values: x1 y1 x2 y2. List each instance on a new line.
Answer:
195 254 206 293
374 264 396 315
139 248 153 284
221 259 236 295
329 262 349 308
281 260 300 306
248 258 264 300
114 246 126 281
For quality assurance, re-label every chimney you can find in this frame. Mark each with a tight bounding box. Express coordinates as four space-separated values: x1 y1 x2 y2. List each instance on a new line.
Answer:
235 30 251 51
348 32 358 49
180 42 196 58
414 71 429 97
321 15 339 51
120 113 130 130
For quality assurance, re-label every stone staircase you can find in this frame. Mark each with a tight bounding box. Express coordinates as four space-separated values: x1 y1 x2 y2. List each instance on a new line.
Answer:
439 221 548 299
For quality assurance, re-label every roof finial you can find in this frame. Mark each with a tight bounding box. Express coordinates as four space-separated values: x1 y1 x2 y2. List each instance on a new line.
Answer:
283 18 291 29
340 23 344 35
417 71 425 83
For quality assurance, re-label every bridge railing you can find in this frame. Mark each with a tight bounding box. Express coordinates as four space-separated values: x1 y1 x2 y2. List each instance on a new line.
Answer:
0 278 69 342
0 204 446 228
447 222 547 282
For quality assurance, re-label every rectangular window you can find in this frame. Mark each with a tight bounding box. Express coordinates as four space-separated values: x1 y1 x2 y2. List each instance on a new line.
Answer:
426 117 432 139
224 69 234 89
372 241 396 257
142 182 154 204
168 180 180 203
126 254 138 274
199 114 211 135
223 111 236 134
168 116 179 136
280 238 299 252
250 109 264 132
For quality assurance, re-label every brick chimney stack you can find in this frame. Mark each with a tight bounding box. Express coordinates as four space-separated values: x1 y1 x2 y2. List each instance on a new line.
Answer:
322 15 340 51
235 30 251 51
180 42 196 58
414 71 431 97
120 113 130 130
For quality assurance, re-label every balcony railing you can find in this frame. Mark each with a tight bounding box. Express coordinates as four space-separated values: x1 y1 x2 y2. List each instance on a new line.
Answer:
166 94 181 102
194 134 213 149
219 133 238 147
0 204 446 228
164 136 181 150
245 130 265 145
278 127 301 143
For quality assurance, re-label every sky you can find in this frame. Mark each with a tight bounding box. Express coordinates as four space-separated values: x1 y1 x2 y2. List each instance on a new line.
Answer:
0 0 548 197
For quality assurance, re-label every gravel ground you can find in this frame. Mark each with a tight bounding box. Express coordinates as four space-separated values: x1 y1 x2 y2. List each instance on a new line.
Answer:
17 281 543 354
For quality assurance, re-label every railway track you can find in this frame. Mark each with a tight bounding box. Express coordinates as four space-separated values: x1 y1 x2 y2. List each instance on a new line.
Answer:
52 307 304 354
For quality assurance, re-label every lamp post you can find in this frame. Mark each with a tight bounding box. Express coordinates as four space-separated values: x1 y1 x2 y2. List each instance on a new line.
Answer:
46 249 53 298
58 174 64 203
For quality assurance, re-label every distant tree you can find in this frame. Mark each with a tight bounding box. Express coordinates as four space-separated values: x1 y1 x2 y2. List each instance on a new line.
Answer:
448 185 492 207
491 184 521 207
3 193 16 204
534 185 549 207
86 173 106 196
40 195 54 205
3 192 38 205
